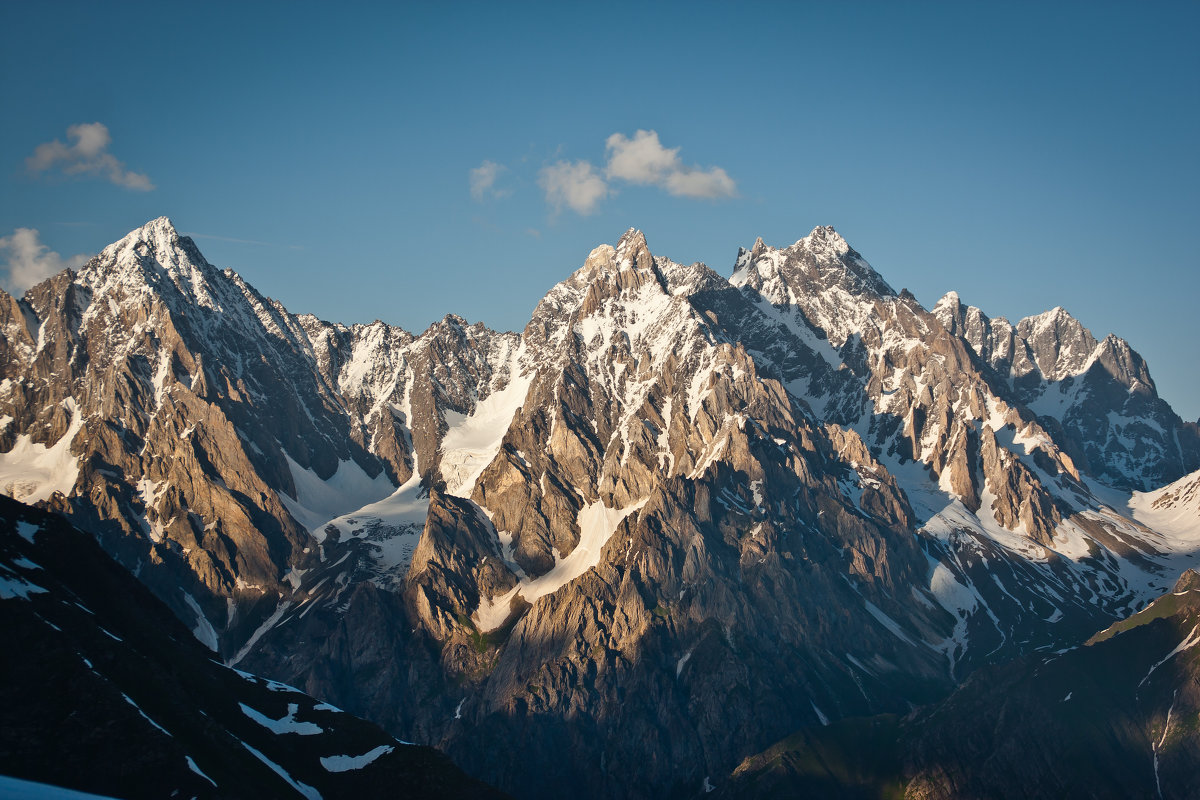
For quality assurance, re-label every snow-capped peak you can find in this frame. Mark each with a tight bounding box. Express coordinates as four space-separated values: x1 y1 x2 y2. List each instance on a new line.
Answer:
795 224 851 258
935 290 962 312
613 228 655 272
99 216 184 260
616 227 647 251
78 217 225 316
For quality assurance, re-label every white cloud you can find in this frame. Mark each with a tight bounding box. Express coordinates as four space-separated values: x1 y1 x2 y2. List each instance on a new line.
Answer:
604 129 736 199
26 122 154 191
605 130 680 184
539 160 608 215
531 131 735 215
469 160 508 200
0 228 91 293
663 165 737 199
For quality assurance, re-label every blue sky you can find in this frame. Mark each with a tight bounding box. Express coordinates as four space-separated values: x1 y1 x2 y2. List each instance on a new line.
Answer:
2 1 1197 418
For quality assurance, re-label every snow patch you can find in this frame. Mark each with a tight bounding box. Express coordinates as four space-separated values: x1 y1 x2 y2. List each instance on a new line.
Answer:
183 592 219 652
278 453 395 535
16 521 39 544
861 597 917 647
319 745 394 772
0 398 83 504
1130 469 1200 548
475 497 647 631
0 775 121 799
440 348 534 497
0 567 47 601
310 471 428 579
239 702 324 736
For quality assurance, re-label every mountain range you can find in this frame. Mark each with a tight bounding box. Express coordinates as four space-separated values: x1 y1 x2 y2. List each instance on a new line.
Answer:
1 217 1197 798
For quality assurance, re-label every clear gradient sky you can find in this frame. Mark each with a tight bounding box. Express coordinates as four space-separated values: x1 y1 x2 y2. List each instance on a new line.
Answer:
2 1 1197 418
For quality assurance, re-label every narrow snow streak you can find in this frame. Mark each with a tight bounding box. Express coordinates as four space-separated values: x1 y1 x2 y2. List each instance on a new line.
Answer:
1152 689 1177 799
186 756 218 788
120 693 172 737
228 600 292 667
1139 623 1200 687
237 738 322 800
183 592 219 652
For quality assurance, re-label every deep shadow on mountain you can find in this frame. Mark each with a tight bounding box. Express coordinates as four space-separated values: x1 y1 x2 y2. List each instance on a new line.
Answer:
0 495 509 800
717 570 1200 799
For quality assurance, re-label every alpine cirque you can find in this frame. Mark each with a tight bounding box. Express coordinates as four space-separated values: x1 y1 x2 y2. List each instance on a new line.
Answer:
2 218 1197 798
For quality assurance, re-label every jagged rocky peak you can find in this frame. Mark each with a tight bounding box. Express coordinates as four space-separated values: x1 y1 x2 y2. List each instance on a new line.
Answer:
931 290 1018 370
798 223 851 255
577 228 661 296
8 216 1200 800
1015 305 1098 381
1175 567 1200 593
934 288 962 312
933 290 989 330
732 224 895 300
1091 332 1155 394
614 226 652 267
91 215 193 272
74 215 225 314
524 229 673 354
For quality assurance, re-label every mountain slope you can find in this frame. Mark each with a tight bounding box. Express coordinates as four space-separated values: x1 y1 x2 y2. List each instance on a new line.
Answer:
1 219 1196 799
0 219 530 656
720 568 1200 799
934 291 1199 490
240 228 1198 797
0 494 508 799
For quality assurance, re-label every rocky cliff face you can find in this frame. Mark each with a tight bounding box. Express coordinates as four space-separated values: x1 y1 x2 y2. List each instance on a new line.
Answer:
2 218 1196 799
934 291 1198 490
0 219 525 656
0 494 509 799
721 569 1200 800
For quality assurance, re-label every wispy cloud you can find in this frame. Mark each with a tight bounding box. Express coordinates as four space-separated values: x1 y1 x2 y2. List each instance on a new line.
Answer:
0 228 91 292
663 165 736 199
606 130 736 198
183 231 304 251
539 160 609 215
26 122 154 191
469 160 509 200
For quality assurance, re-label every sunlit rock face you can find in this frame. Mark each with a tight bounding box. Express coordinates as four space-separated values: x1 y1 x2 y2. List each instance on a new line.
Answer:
3 219 1197 799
